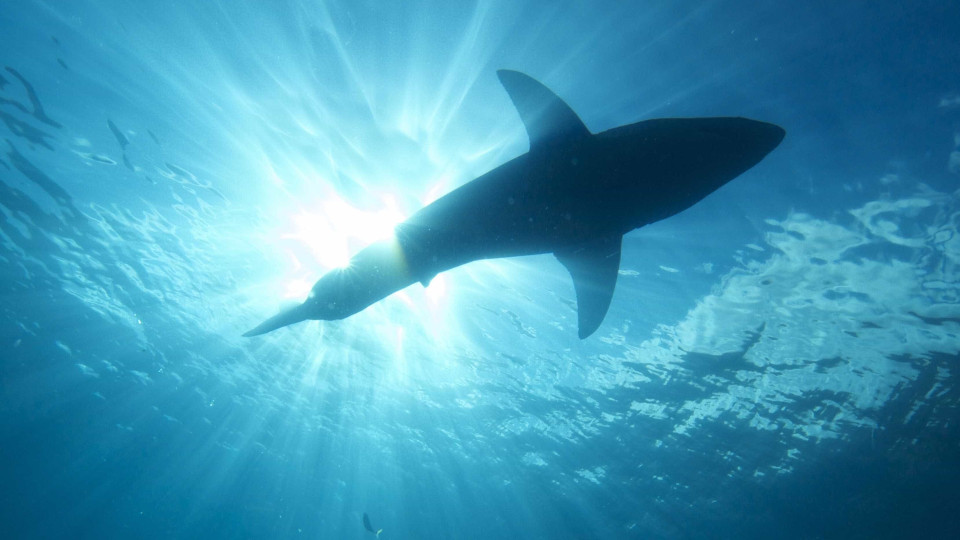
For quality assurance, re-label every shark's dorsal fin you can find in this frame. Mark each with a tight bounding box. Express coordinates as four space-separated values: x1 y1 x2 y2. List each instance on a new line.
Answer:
497 70 589 149
555 235 623 339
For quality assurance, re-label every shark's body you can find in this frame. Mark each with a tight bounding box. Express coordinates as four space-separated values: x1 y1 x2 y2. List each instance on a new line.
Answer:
245 70 784 339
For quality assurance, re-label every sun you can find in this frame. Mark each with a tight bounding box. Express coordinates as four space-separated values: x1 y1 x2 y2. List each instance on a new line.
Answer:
271 190 408 299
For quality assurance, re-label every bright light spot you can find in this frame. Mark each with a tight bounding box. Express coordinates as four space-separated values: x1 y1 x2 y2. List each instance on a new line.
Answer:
424 274 447 305
282 277 313 300
273 190 409 298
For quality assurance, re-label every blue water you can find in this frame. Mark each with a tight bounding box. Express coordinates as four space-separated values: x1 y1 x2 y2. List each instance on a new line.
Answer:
2 1 959 538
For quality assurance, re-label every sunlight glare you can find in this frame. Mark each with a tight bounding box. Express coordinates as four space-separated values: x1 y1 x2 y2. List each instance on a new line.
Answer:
274 190 408 299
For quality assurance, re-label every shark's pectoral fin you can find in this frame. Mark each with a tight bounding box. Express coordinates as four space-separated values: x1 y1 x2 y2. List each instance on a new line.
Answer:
556 235 623 339
497 70 590 148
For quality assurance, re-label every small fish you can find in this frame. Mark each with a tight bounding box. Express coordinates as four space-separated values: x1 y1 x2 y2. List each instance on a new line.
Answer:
107 119 129 149
362 513 382 538
5 66 62 128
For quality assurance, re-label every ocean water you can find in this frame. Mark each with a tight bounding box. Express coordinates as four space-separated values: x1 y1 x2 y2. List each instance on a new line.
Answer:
2 1 959 538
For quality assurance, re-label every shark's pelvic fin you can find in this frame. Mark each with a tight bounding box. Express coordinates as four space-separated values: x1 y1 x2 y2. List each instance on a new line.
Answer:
496 70 590 148
555 235 623 339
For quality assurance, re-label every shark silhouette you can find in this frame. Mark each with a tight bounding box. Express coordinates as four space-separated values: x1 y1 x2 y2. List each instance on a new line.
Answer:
244 70 784 339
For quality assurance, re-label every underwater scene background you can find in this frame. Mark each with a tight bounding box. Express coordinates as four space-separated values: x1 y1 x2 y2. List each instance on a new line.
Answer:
1 1 959 538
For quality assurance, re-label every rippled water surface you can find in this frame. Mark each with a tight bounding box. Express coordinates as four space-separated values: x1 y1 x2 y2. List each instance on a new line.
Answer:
2 1 959 538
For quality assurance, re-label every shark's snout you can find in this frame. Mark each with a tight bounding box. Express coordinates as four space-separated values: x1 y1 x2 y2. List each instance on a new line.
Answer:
243 302 310 337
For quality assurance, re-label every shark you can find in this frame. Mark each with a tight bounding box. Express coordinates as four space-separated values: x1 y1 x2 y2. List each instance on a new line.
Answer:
244 70 784 339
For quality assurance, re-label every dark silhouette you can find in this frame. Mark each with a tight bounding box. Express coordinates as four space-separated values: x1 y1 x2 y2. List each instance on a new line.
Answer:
245 70 784 339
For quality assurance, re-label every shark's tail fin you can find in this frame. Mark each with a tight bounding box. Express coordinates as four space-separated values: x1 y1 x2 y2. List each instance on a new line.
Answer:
242 302 310 337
